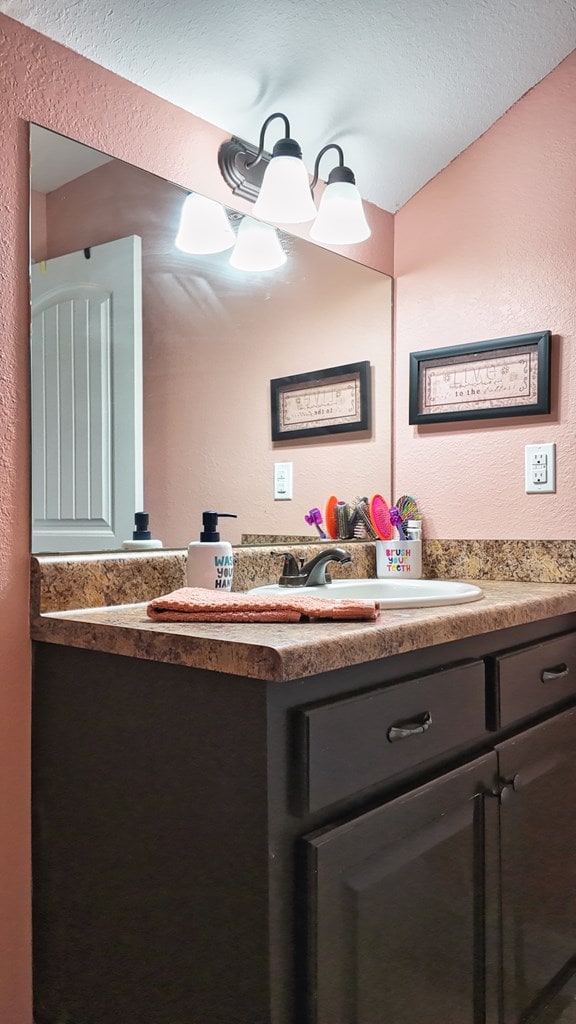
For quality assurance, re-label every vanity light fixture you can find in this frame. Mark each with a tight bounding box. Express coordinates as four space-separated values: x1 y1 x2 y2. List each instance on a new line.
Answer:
229 216 287 272
218 112 317 224
309 144 371 245
174 192 235 254
219 116 371 247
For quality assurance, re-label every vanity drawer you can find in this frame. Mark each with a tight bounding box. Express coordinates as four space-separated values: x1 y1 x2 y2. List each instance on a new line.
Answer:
298 660 486 813
487 630 576 729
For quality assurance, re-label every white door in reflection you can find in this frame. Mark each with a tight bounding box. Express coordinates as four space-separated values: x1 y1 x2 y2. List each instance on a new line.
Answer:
31 235 143 552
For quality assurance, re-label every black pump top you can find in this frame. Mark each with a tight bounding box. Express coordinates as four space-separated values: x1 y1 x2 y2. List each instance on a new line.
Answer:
200 510 237 542
133 511 151 540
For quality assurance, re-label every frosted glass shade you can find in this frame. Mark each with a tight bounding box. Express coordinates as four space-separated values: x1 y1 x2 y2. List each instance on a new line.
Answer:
309 181 371 245
229 217 287 272
252 156 317 224
175 193 235 254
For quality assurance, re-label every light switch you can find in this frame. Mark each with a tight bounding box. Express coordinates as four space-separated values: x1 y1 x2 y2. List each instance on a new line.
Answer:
274 462 293 500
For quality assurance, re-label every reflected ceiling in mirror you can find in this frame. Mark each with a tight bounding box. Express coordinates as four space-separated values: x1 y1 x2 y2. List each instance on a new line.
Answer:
29 125 392 552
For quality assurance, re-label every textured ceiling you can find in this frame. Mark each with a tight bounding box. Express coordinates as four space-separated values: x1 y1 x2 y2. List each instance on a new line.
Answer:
4 0 576 212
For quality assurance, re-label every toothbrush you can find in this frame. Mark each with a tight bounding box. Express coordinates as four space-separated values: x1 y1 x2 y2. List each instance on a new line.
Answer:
389 506 407 540
304 508 327 540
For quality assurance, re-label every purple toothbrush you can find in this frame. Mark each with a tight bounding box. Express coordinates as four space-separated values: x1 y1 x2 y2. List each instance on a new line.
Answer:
305 507 327 539
389 506 407 540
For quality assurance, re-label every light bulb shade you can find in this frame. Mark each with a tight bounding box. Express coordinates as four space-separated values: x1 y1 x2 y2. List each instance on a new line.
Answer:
175 193 235 254
252 155 317 224
309 181 371 245
229 217 287 272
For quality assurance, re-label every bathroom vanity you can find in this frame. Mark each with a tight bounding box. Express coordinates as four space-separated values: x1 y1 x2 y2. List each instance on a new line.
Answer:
31 566 576 1024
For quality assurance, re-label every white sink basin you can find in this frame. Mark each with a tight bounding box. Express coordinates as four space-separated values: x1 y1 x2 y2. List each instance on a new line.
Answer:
249 578 484 609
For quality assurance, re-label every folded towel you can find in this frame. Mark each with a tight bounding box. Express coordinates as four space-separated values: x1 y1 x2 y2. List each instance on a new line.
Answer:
146 587 380 623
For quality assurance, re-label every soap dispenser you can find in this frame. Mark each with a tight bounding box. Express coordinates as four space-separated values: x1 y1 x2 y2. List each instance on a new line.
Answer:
186 511 237 590
122 512 163 550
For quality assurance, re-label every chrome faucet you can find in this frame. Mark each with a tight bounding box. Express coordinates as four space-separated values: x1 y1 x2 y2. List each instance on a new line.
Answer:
278 547 352 587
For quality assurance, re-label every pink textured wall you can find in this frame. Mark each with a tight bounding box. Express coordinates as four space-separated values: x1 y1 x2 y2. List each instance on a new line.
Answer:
0 12 393 1021
394 51 576 539
8 11 575 1022
37 159 391 546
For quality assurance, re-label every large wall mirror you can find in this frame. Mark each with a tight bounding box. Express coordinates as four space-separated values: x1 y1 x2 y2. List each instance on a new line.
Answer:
29 124 392 552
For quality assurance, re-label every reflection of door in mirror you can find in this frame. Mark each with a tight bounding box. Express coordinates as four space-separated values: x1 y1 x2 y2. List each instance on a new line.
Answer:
30 125 393 552
31 236 143 552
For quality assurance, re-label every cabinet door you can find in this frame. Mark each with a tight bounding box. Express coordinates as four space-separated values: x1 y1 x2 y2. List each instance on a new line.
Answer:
304 752 499 1024
497 706 576 1024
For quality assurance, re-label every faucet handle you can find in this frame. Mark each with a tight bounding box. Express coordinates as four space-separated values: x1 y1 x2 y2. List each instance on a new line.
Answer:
278 552 304 586
278 546 351 587
281 552 302 576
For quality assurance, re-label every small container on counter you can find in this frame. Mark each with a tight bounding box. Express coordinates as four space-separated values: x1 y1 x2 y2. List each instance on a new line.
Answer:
376 539 422 579
405 520 422 541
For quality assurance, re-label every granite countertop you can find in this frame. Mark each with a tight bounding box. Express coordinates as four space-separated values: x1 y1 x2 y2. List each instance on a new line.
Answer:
31 580 576 682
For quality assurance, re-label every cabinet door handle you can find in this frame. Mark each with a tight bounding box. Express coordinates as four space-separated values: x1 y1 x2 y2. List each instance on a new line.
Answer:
541 663 569 682
387 710 432 743
498 774 522 803
487 774 522 802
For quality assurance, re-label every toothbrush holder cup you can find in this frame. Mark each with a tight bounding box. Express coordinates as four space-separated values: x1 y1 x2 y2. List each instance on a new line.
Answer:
376 540 422 579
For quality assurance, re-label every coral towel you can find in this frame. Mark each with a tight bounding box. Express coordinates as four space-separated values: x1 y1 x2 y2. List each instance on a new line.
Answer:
146 587 380 623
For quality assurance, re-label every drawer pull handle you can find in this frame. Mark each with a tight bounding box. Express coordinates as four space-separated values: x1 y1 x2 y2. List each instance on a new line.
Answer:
387 711 432 743
541 663 569 682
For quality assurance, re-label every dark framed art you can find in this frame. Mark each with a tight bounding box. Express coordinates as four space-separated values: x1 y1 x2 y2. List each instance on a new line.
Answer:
271 361 371 441
409 331 551 425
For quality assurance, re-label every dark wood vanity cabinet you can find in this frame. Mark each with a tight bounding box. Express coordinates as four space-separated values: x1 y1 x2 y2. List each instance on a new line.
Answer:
497 708 576 1023
32 615 576 1024
305 752 500 1024
304 705 576 1024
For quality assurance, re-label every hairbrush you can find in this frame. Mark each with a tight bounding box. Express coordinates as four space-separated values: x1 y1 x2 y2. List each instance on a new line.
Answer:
336 501 356 539
394 494 420 522
353 496 378 540
369 494 394 540
324 496 339 540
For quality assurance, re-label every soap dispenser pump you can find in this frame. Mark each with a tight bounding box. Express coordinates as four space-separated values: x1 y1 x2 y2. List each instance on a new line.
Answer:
186 511 237 590
122 511 163 550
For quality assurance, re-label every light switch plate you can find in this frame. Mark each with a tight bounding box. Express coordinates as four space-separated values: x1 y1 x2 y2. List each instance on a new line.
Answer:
274 462 293 500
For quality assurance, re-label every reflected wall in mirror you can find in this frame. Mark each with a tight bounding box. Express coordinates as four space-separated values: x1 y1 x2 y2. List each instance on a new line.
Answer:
30 125 392 552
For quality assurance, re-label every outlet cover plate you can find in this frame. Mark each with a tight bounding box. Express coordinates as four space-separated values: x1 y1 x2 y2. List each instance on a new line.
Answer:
525 443 556 493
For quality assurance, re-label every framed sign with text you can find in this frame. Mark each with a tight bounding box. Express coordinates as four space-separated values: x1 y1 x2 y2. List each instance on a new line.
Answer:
271 361 371 441
409 331 551 424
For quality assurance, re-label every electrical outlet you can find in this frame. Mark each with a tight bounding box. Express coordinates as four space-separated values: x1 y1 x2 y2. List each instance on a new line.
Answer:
532 465 547 484
525 443 556 493
274 462 293 500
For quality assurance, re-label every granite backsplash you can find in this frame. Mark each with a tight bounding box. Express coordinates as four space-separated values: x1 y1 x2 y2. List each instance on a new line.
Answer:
31 540 576 616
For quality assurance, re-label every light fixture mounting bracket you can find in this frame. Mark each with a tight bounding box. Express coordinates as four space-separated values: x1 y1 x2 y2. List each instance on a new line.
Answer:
218 137 271 203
